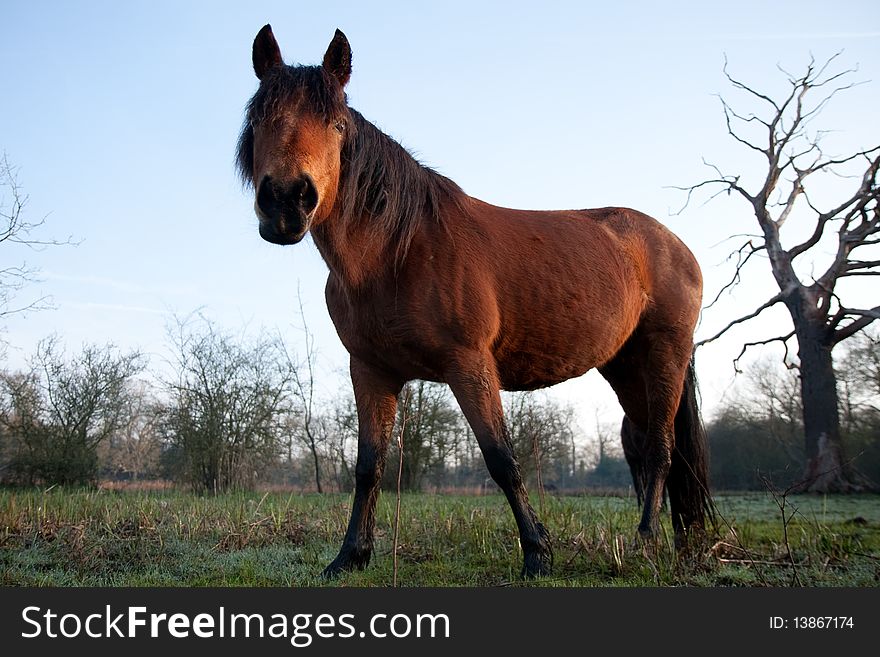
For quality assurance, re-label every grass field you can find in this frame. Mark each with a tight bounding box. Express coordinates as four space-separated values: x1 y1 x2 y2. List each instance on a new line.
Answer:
1 487 878 586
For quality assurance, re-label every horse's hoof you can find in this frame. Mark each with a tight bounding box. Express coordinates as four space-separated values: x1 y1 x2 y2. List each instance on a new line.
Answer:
320 561 345 580
321 550 371 579
521 524 553 579
521 552 553 579
637 525 658 542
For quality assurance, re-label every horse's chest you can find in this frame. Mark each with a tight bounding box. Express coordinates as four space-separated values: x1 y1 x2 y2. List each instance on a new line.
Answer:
325 286 443 380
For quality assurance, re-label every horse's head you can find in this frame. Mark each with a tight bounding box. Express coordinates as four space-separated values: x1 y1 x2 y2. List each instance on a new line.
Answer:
237 25 353 245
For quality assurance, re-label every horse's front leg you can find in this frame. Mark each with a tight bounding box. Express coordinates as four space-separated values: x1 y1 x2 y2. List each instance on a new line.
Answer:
446 351 552 578
322 358 402 578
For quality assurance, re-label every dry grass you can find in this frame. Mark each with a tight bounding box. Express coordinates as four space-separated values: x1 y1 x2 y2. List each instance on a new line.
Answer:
1 488 878 586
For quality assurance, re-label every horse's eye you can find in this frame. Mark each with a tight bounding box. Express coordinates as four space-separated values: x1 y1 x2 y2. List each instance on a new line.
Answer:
333 120 346 134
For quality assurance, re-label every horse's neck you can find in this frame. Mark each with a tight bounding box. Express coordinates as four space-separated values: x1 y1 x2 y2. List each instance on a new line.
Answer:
311 213 396 289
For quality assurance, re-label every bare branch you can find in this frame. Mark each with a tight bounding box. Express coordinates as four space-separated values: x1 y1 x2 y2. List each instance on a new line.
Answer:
809 51 846 83
0 153 76 250
844 307 880 320
704 239 766 310
732 331 797 373
832 306 880 344
790 149 880 262
722 54 780 112
839 271 880 278
0 294 53 320
768 76 810 166
668 158 755 215
696 291 788 348
845 260 880 272
717 95 769 156
772 53 861 150
1 153 77 331
773 169 808 228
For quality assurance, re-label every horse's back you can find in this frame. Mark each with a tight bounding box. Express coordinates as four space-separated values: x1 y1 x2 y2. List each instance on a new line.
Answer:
475 202 700 301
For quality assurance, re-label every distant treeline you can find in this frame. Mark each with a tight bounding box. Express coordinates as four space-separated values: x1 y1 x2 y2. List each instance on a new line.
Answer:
1 317 878 493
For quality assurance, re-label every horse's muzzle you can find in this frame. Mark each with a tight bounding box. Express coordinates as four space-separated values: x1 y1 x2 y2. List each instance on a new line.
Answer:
258 218 308 245
255 174 317 245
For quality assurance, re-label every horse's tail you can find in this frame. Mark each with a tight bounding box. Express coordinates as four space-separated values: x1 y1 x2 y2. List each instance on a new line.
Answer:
667 356 715 542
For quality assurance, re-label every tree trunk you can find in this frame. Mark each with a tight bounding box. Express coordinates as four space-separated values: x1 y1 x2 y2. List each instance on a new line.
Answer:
795 322 860 492
308 435 323 493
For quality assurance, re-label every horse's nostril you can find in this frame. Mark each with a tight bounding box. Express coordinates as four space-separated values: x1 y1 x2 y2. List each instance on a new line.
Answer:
255 174 317 220
299 174 319 215
256 175 277 217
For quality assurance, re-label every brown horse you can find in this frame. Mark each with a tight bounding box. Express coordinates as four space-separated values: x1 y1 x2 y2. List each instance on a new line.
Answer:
237 25 713 578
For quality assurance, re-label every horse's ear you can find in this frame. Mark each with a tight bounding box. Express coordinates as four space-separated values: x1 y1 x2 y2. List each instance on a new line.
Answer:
253 24 283 80
322 29 352 88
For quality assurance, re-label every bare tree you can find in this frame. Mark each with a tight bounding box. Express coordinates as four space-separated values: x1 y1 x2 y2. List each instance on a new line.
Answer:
321 393 359 491
385 380 463 491
0 153 74 350
504 392 578 490
738 359 804 466
688 55 879 492
284 295 324 492
162 315 298 493
0 337 144 485
840 329 880 399
837 329 880 435
98 381 164 481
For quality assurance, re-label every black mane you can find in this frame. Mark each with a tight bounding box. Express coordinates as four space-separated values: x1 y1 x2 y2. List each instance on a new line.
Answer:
236 64 465 262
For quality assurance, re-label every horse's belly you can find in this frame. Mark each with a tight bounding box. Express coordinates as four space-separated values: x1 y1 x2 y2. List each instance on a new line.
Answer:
493 288 646 391
496 350 594 391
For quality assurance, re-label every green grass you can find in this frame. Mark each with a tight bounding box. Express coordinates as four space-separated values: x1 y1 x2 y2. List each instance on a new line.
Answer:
1 487 878 586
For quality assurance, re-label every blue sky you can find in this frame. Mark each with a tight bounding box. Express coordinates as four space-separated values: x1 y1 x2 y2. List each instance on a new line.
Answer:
2 1 878 435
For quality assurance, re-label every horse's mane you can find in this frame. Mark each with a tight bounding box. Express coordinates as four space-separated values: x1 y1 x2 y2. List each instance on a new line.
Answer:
339 109 464 261
236 64 465 263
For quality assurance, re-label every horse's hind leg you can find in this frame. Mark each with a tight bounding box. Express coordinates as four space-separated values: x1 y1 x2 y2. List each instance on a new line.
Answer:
621 416 646 507
637 413 675 541
445 351 552 578
323 358 402 578
601 341 690 542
